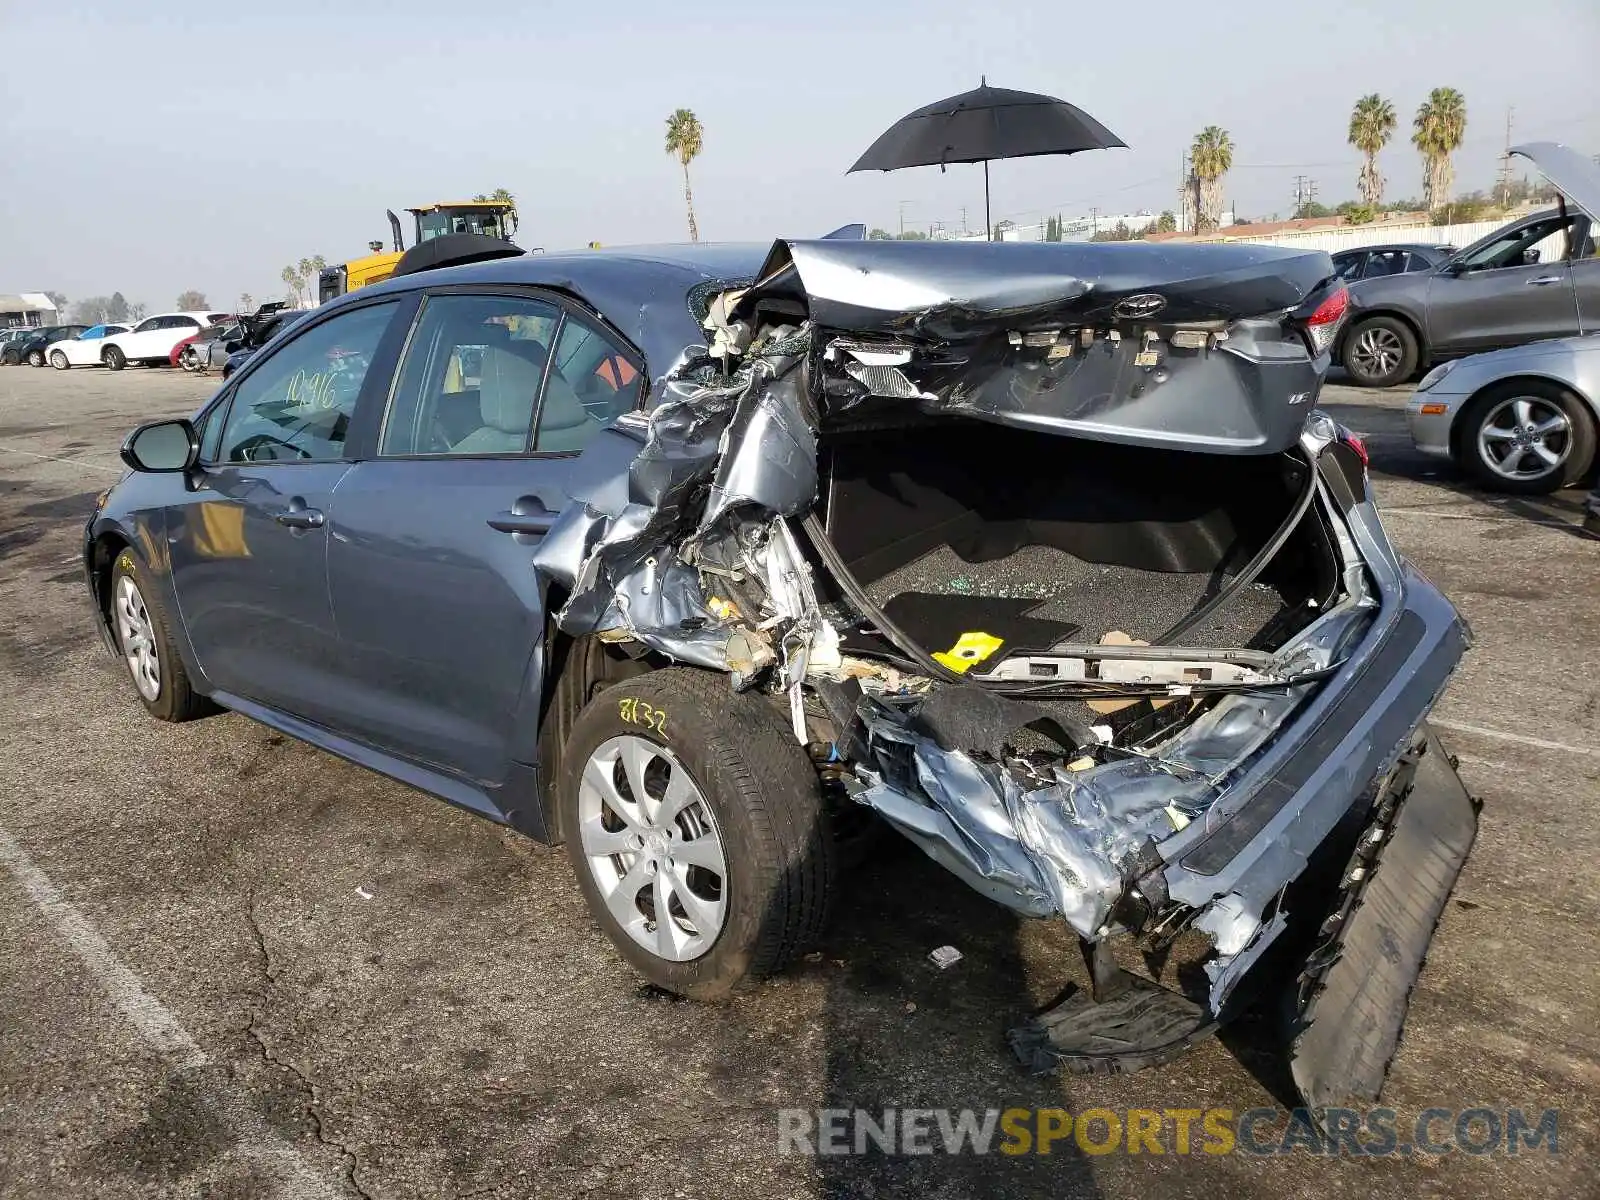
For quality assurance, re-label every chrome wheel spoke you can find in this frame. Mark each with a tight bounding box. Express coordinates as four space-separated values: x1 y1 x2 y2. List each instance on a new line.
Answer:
1530 414 1568 437
656 769 698 829
1512 398 1535 429
666 865 721 935
604 856 652 930
1529 441 1561 466
1481 422 1517 443
673 831 725 874
653 873 684 957
582 823 636 858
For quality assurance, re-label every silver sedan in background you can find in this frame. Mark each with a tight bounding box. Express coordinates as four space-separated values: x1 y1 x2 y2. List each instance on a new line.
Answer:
1406 143 1600 494
1407 332 1600 493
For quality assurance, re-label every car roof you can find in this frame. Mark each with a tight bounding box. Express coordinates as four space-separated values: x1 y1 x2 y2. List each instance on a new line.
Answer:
350 242 771 377
1335 243 1452 255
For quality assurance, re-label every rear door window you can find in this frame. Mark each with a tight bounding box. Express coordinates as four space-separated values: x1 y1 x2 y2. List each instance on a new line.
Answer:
379 293 562 457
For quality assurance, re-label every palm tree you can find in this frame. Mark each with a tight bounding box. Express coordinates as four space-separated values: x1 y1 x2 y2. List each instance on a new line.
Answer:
1190 126 1234 232
1412 88 1467 212
664 108 704 242
281 265 301 306
239 292 254 313
1348 93 1396 208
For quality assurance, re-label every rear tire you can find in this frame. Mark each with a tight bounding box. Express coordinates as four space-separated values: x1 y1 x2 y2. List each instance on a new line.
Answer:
1343 316 1418 388
27 348 45 367
108 550 215 722
49 350 70 370
559 668 834 999
1457 380 1595 495
104 345 126 371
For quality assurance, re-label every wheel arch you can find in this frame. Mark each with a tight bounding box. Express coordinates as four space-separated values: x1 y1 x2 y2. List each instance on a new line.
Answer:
87 529 133 648
530 627 666 843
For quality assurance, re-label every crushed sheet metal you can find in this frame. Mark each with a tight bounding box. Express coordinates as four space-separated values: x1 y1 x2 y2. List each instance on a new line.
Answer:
530 331 818 670
853 702 1186 938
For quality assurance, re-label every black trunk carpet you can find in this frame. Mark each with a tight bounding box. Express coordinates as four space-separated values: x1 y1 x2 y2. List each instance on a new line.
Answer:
860 544 1294 650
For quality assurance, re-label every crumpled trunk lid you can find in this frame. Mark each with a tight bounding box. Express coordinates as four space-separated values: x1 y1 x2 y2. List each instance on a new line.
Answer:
732 238 1340 455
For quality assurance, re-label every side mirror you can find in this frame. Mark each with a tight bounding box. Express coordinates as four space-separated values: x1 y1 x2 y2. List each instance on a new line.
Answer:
121 419 198 473
224 340 241 353
1521 248 1541 265
1441 259 1470 276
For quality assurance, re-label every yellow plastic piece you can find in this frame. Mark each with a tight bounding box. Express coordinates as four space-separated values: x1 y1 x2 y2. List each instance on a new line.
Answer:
933 631 1005 674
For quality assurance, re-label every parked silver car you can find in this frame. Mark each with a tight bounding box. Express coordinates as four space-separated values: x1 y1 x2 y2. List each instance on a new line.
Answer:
1405 146 1600 493
1342 143 1600 388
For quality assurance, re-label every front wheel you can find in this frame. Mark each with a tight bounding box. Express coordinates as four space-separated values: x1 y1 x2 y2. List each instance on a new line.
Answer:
1458 381 1596 494
50 350 70 370
559 668 834 999
1343 316 1418 388
109 550 214 722
103 345 126 371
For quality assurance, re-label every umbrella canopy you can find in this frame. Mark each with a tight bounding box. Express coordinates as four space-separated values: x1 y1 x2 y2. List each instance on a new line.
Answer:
848 80 1126 239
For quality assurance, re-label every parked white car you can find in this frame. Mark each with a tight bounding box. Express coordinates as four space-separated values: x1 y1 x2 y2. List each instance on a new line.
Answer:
99 312 229 370
46 323 132 369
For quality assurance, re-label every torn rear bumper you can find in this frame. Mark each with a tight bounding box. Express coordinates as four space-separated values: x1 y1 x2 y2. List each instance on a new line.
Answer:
1287 727 1478 1108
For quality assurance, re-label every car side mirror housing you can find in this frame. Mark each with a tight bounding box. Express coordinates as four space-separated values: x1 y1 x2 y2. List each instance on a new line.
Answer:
121 419 198 473
1440 259 1469 276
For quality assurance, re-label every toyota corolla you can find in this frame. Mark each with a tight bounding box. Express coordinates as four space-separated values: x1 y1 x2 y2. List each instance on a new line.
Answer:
85 231 1477 1109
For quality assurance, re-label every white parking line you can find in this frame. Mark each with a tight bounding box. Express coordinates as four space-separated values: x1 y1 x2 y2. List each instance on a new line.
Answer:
0 826 208 1067
1432 717 1594 757
0 442 122 473
0 825 338 1199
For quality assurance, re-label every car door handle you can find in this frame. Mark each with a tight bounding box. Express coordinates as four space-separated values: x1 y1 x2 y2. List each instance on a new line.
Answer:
272 499 324 529
488 496 556 536
1526 275 1564 286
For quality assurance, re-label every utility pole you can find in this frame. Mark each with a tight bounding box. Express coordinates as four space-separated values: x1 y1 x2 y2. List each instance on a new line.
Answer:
1090 206 1099 235
1497 106 1514 207
959 205 968 236
898 200 912 238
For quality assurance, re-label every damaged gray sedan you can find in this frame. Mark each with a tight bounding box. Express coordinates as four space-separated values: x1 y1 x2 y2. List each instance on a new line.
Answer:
87 234 1477 1109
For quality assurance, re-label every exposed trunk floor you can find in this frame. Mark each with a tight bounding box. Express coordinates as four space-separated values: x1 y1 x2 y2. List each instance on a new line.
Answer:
861 544 1296 651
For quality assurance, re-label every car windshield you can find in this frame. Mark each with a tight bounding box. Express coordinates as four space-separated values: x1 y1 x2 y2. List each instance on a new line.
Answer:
416 208 510 243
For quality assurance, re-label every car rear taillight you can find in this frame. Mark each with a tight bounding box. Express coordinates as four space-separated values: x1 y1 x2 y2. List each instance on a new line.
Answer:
1299 285 1349 356
1341 429 1369 465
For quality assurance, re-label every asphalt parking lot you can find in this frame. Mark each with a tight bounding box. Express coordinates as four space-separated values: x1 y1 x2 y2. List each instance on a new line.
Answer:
1 364 1597 1199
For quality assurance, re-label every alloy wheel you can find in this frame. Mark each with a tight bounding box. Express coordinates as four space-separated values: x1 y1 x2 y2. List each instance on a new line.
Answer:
1349 326 1403 381
114 575 161 702
577 734 727 962
1477 395 1571 483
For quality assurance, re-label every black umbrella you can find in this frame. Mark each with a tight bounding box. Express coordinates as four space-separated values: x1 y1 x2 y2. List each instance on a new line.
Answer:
848 78 1126 240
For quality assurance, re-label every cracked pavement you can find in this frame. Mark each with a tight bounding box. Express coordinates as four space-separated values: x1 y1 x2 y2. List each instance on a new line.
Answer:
0 366 1597 1198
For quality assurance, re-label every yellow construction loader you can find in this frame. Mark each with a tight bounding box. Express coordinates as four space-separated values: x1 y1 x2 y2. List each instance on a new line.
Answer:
318 201 519 303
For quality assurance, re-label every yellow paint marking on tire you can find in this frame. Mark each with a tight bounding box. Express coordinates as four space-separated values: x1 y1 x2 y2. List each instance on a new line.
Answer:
619 697 668 737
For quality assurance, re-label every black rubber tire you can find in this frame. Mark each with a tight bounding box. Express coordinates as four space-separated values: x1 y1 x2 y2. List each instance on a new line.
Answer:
109 549 215 723
104 345 126 371
1457 379 1596 495
559 668 834 999
49 350 70 370
1343 315 1419 388
27 348 45 367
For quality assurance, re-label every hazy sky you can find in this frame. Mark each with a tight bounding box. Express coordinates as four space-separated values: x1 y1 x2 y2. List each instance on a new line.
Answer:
4 0 1597 313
